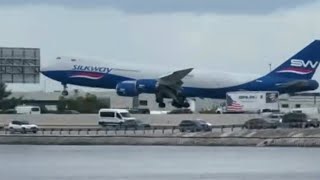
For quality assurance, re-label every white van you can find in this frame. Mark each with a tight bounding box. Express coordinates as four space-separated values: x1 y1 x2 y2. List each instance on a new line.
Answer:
15 105 41 115
98 109 136 126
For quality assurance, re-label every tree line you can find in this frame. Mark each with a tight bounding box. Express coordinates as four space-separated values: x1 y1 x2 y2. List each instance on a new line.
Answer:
0 82 110 113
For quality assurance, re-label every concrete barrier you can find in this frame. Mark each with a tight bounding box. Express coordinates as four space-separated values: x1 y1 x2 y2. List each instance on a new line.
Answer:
1 129 320 147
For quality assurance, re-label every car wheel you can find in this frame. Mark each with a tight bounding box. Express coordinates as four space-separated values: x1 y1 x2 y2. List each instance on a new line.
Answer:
21 128 27 134
180 129 185 132
9 127 15 134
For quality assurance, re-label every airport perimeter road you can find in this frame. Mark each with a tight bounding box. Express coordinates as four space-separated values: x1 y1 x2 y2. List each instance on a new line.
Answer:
0 114 262 126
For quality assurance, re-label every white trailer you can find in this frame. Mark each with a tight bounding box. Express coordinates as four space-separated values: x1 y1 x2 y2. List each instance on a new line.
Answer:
15 105 41 114
216 91 279 114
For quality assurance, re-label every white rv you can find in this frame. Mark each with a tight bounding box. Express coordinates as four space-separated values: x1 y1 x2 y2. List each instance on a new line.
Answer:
15 105 41 115
216 91 279 114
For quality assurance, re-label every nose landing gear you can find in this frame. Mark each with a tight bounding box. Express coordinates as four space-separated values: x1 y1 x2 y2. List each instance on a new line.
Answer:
61 84 69 96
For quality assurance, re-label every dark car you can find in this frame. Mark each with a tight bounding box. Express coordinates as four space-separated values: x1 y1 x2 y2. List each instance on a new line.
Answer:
280 112 320 128
168 109 193 114
244 118 278 129
178 120 207 132
197 120 212 131
122 120 151 129
63 110 80 114
0 109 17 114
128 108 150 114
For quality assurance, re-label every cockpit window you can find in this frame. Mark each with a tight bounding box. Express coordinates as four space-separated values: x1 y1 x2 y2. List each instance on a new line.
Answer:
71 59 76 61
56 57 61 60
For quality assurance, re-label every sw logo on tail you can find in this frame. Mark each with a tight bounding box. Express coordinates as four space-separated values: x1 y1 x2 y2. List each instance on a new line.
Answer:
291 59 319 68
277 59 320 75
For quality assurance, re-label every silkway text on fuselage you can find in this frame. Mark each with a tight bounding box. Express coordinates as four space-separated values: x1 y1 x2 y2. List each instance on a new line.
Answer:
73 65 112 73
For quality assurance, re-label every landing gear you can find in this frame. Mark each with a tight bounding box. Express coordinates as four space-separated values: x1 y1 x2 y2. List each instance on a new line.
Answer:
159 102 166 108
155 85 190 108
156 93 166 108
62 90 68 96
61 84 69 96
156 93 190 108
171 100 190 108
182 102 190 108
171 101 182 108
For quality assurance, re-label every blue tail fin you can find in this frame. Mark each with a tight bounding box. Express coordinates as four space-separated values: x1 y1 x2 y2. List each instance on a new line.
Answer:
267 40 320 79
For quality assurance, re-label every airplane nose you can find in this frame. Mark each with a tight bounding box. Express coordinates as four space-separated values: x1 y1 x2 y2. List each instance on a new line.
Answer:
40 66 52 77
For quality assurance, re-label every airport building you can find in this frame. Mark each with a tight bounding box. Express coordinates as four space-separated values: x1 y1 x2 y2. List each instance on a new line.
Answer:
279 93 320 113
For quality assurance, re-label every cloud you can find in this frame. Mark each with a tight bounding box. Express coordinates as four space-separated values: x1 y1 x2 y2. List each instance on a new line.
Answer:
0 0 317 14
1 1 320 91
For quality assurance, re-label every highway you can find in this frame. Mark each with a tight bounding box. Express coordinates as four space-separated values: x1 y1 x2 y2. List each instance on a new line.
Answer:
0 114 263 126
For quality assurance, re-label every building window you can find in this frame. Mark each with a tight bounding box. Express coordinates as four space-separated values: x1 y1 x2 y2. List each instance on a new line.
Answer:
281 104 289 108
295 104 301 108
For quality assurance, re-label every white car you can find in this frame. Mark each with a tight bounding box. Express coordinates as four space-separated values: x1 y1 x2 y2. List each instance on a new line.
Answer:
8 120 38 134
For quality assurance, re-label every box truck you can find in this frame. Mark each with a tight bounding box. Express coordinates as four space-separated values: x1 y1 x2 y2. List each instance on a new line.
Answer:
216 91 279 114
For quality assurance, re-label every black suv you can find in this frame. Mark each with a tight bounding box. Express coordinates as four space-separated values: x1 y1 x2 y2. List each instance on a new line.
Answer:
128 108 150 114
122 120 151 130
168 109 193 114
244 118 278 129
179 120 208 132
280 112 320 128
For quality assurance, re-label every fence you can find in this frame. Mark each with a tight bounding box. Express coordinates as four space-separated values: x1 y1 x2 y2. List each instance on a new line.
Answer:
0 124 245 136
0 122 318 136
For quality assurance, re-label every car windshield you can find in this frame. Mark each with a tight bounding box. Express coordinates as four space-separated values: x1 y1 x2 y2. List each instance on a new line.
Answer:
20 121 29 125
120 112 131 117
198 120 207 124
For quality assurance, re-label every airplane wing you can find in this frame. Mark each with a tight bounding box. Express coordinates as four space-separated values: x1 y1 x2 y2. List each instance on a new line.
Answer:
158 68 193 88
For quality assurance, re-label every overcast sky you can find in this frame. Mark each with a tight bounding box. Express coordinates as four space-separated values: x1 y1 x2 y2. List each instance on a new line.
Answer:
2 0 320 92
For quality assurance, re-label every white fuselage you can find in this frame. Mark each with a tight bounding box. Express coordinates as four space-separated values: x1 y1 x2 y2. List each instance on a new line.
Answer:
42 57 260 89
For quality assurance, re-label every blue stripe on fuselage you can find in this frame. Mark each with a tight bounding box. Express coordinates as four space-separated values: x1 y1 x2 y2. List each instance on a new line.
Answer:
181 75 318 99
42 70 133 88
42 70 318 99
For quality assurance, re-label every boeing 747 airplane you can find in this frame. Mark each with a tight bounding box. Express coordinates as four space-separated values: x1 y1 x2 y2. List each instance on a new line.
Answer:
41 40 320 108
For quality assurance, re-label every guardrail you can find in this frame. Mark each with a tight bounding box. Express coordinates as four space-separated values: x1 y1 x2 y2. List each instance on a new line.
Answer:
0 124 245 136
1 122 318 136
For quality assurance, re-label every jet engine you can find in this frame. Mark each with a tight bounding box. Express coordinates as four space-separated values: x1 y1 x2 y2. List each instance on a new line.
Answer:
116 79 158 97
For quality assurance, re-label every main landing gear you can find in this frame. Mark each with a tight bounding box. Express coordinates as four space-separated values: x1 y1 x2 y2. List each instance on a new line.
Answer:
156 94 190 108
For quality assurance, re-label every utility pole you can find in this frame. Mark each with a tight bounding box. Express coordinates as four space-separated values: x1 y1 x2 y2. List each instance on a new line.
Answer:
269 63 272 72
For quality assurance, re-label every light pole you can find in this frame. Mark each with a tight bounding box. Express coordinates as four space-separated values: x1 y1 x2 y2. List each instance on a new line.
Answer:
269 63 272 72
